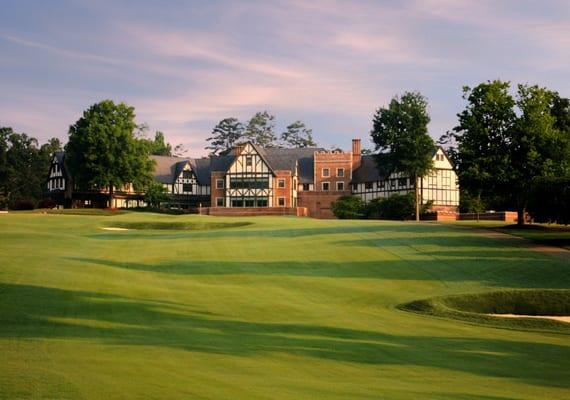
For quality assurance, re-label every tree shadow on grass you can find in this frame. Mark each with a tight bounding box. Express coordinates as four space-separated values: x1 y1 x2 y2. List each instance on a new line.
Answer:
65 257 570 289
1 283 568 389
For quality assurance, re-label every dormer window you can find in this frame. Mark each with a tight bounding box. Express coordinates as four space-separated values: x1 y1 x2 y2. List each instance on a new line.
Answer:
182 170 192 179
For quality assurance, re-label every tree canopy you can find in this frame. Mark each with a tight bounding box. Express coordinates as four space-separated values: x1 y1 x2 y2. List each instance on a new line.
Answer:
443 81 569 224
206 118 244 156
281 121 317 148
0 127 61 208
65 100 154 206
244 111 277 147
370 91 435 220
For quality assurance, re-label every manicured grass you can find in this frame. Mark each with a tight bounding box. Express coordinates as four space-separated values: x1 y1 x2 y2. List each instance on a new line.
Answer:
1 212 569 399
447 221 570 250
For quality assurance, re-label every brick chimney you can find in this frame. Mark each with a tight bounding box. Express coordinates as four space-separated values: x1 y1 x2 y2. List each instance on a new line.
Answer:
234 143 245 156
352 138 361 170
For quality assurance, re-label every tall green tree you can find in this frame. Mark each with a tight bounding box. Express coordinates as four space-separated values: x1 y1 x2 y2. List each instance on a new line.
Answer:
445 81 568 224
206 118 244 155
245 111 277 147
65 100 154 208
281 121 317 148
0 127 61 208
147 131 172 156
445 81 516 217
370 92 435 221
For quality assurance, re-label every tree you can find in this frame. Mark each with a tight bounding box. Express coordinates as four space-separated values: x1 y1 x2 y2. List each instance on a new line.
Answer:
145 182 169 208
206 118 244 155
445 81 568 225
0 127 61 208
370 92 435 221
148 131 172 156
444 81 516 218
281 121 317 148
331 196 364 219
245 111 277 147
65 100 154 208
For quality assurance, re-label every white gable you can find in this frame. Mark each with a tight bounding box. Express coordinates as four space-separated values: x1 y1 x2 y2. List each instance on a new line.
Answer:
433 148 453 169
228 143 272 174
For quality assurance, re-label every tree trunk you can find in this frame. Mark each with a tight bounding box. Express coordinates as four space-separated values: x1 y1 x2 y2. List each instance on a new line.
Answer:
517 207 525 226
109 183 114 209
415 175 420 222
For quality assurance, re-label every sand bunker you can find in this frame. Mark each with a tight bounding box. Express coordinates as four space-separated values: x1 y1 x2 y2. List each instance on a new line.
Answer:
488 314 570 323
101 227 129 231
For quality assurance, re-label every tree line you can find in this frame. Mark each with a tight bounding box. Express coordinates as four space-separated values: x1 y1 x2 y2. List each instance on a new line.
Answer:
206 111 316 155
2 82 569 223
336 81 570 224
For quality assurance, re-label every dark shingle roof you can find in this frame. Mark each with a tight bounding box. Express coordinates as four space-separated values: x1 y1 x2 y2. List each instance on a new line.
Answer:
190 158 212 186
351 155 391 183
264 147 321 173
150 155 192 184
210 155 235 172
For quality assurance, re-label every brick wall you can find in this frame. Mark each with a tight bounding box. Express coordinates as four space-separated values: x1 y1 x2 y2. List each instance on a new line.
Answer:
210 172 225 207
273 170 293 207
298 190 351 218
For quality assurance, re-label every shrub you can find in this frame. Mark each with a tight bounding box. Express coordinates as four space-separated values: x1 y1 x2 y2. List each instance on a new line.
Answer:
11 199 36 210
144 182 170 208
37 199 58 209
331 196 365 219
366 193 415 220
527 177 570 225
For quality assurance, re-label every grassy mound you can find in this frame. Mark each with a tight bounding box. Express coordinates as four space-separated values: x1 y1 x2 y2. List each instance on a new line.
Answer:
106 220 252 230
400 289 570 332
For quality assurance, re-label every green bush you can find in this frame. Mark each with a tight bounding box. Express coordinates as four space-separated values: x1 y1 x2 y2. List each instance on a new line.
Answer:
528 177 570 225
331 196 364 219
144 182 170 208
366 193 415 220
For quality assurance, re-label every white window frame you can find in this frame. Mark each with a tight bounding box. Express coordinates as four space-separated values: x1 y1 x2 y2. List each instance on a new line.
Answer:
277 179 285 188
336 168 344 177
322 168 330 177
216 197 224 207
278 197 285 207
322 181 330 191
216 179 224 189
336 181 344 191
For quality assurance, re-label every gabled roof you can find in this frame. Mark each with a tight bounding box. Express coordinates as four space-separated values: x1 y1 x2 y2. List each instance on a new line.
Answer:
210 155 235 172
189 158 212 186
150 155 191 184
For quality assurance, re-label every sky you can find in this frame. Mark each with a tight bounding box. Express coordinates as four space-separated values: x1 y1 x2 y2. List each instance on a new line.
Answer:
1 0 569 156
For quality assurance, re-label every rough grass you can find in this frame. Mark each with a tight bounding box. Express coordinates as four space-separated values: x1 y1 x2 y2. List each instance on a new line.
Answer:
1 213 569 399
400 289 570 333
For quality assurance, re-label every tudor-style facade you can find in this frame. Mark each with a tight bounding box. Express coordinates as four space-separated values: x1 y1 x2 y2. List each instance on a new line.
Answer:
351 146 459 212
45 138 459 216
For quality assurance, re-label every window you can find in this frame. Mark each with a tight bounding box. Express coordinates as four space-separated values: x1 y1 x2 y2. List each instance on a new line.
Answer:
246 156 252 166
182 183 193 193
182 170 192 179
278 179 285 188
352 183 358 191
245 198 255 207
216 197 224 207
216 179 224 189
337 168 344 177
365 182 373 190
378 181 385 189
322 168 330 177
322 182 330 191
336 182 344 191
398 178 407 187
229 176 269 189
278 197 285 207
302 183 311 191
390 179 397 188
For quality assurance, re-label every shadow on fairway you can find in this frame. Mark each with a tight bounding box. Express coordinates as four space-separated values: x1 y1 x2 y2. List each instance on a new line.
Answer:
84 222 451 241
0 283 568 389
66 256 570 289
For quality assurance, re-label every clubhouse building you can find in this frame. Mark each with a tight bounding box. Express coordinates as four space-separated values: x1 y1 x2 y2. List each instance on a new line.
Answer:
46 138 459 218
